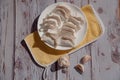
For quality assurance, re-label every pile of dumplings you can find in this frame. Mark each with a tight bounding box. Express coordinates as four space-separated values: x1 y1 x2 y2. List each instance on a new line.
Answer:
40 5 84 48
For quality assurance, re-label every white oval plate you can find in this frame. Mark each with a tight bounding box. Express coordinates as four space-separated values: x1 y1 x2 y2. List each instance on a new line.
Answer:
37 2 88 50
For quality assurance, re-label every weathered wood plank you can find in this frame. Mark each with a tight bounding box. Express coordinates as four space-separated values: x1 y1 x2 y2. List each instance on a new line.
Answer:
90 0 120 80
56 0 89 7
14 0 56 80
55 0 92 80
0 0 14 80
0 0 119 80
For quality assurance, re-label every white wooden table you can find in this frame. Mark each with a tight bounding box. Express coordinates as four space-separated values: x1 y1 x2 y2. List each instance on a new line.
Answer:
0 0 120 80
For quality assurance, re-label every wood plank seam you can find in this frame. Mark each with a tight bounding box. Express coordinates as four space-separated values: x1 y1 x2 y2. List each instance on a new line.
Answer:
13 0 16 80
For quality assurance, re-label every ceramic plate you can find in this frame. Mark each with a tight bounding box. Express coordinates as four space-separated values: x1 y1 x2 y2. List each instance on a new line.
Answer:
37 2 88 50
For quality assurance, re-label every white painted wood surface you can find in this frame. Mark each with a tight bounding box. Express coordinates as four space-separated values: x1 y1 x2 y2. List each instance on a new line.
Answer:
0 0 14 80
0 0 120 80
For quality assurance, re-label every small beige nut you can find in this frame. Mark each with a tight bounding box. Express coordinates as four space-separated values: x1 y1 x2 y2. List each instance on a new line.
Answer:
75 64 84 74
58 55 70 68
80 55 91 64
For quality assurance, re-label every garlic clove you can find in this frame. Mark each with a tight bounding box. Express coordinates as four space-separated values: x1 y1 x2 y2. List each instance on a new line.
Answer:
74 64 84 74
58 55 70 68
80 55 91 64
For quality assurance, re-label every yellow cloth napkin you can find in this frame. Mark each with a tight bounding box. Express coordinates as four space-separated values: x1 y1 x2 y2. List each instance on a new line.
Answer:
24 5 103 67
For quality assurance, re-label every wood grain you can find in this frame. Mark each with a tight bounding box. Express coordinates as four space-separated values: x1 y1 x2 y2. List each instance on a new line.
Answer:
0 0 14 80
14 0 56 80
91 0 120 80
0 0 120 80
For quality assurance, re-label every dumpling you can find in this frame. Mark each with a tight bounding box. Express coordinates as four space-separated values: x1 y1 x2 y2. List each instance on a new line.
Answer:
40 19 58 32
60 29 75 45
63 22 78 32
56 6 70 15
45 13 61 26
53 6 70 20
53 8 66 21
41 33 59 48
59 31 76 47
60 39 74 47
40 22 57 33
72 16 84 24
42 20 57 27
46 33 60 47
62 26 75 33
68 16 81 30
41 34 54 47
60 28 75 36
56 5 71 18
61 34 75 45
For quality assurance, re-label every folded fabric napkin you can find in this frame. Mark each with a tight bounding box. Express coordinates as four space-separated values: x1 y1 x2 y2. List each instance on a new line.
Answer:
24 5 104 67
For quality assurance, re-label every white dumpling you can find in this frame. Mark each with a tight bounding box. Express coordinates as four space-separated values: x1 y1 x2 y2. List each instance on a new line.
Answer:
41 34 54 47
56 6 70 12
45 13 61 26
60 39 74 47
44 24 56 30
63 22 78 32
56 5 70 15
53 9 66 21
68 16 81 30
61 35 75 45
40 23 58 33
53 6 70 20
60 29 74 36
60 28 76 46
43 33 59 48
61 26 75 34
72 16 84 25
40 19 58 32
42 20 57 27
